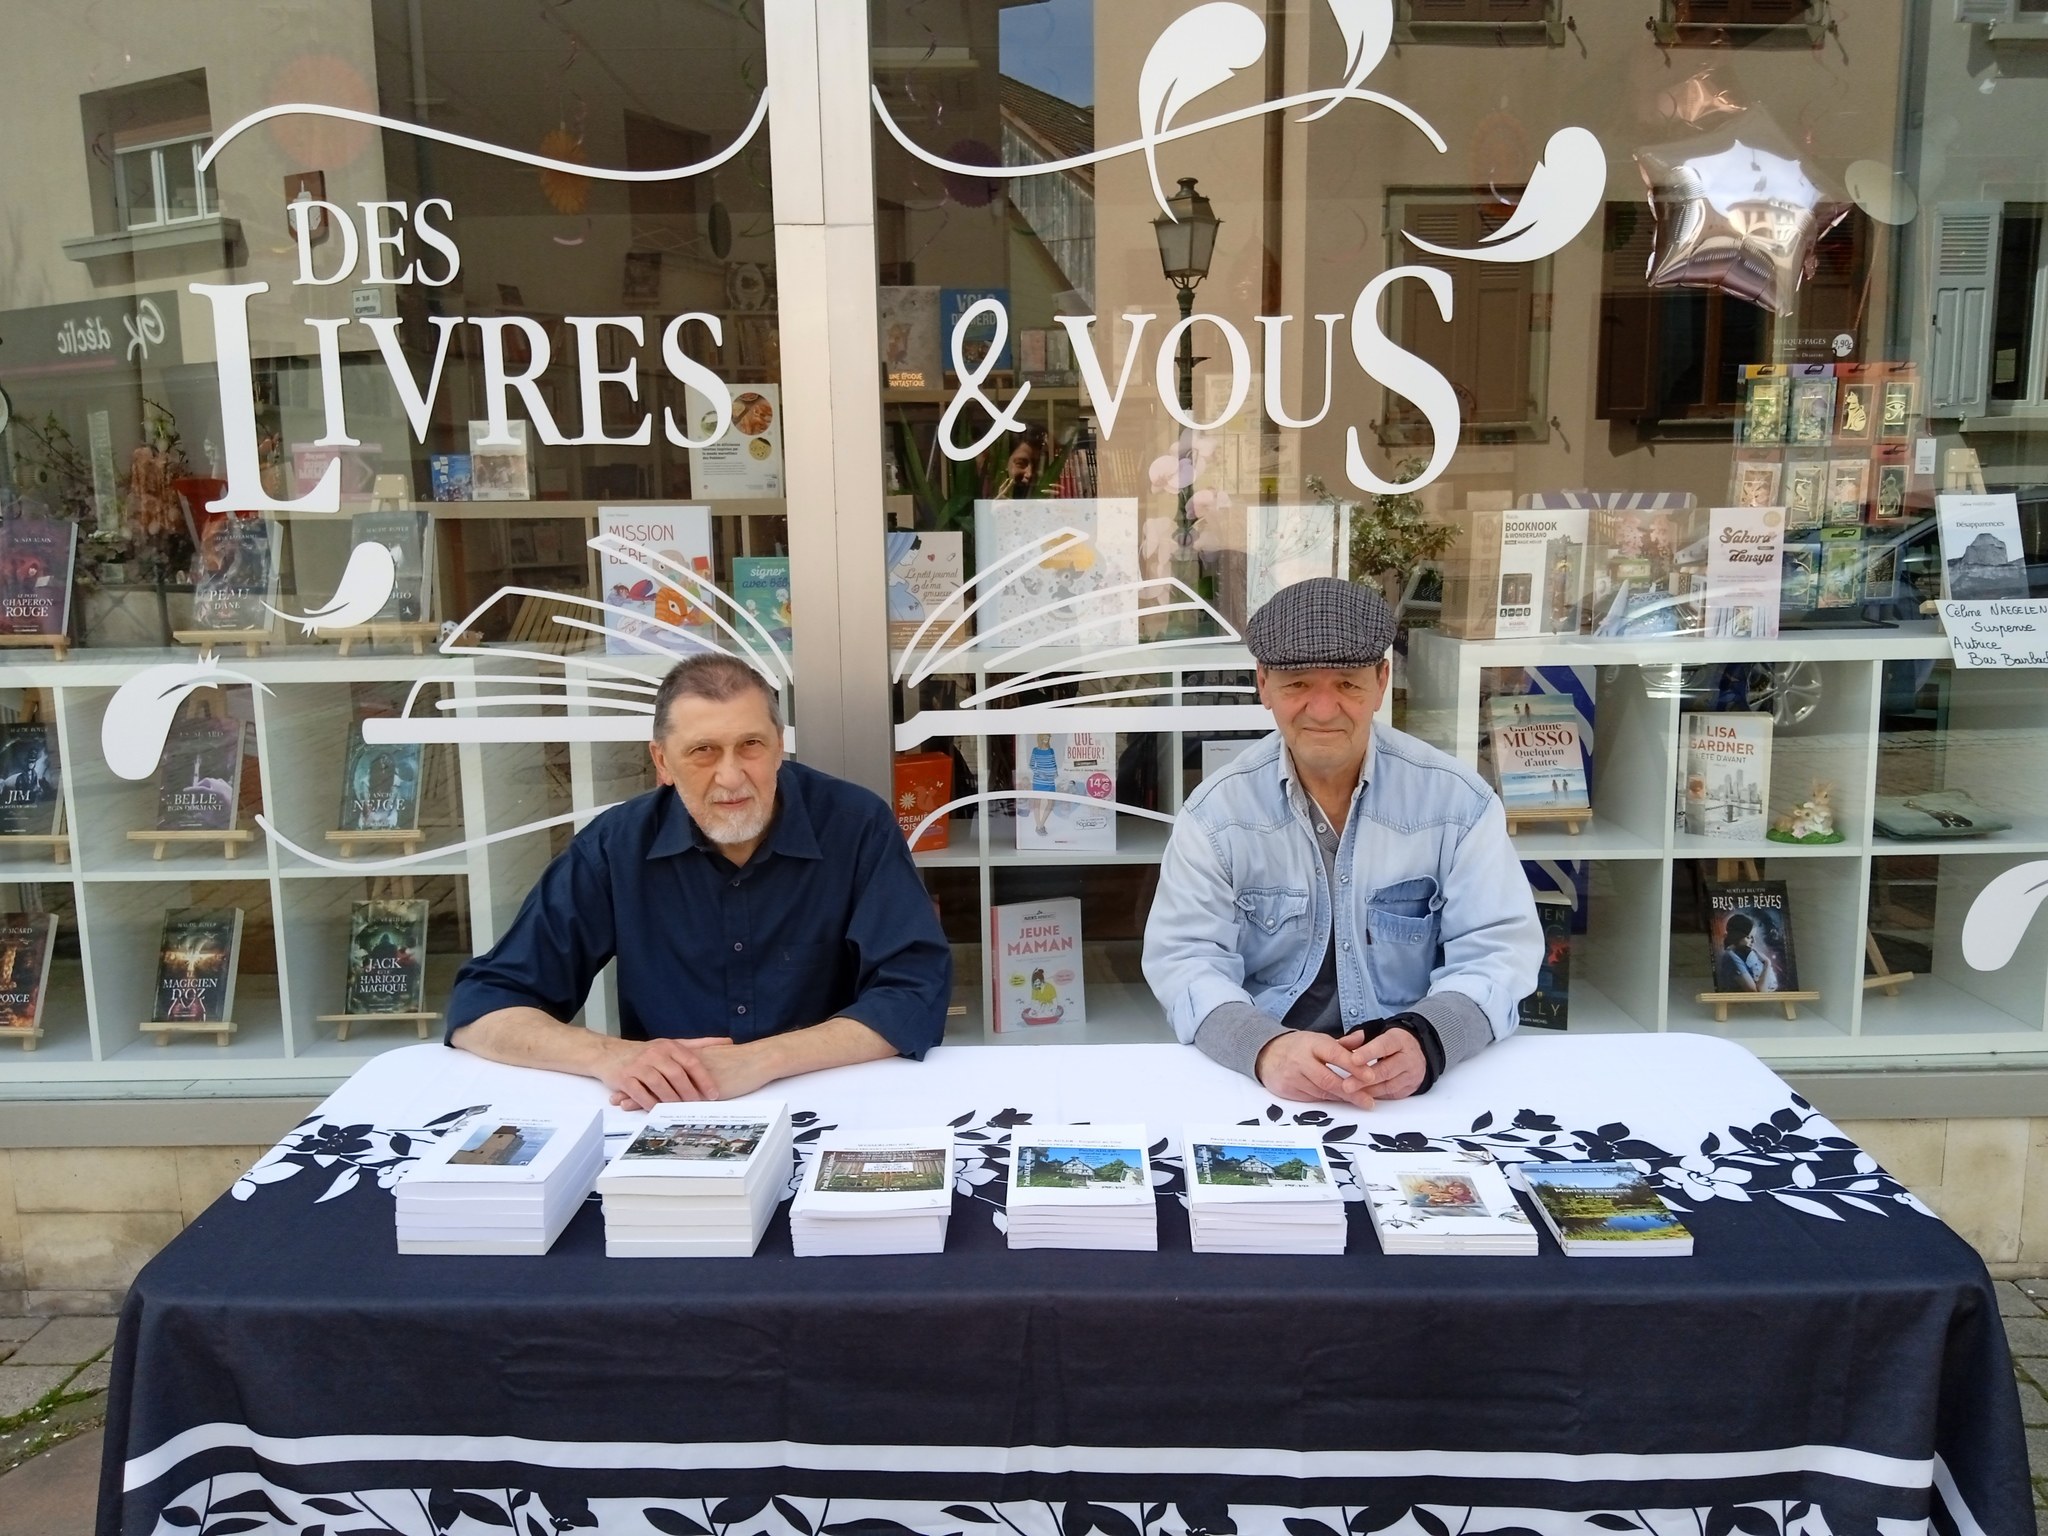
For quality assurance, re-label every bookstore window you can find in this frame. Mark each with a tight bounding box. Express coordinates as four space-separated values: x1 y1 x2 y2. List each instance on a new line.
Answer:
1384 190 1551 443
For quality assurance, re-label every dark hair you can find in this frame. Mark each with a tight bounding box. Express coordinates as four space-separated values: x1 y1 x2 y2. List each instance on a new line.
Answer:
1724 913 1754 943
652 654 783 739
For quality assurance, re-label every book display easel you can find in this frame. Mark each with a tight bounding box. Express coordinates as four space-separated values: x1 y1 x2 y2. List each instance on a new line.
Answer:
0 634 70 661
1503 806 1587 837
1695 858 1820 1023
318 1011 437 1042
172 628 275 658
140 1016 238 1047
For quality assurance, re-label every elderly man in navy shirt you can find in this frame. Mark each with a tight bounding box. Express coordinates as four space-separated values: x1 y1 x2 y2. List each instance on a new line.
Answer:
447 654 951 1107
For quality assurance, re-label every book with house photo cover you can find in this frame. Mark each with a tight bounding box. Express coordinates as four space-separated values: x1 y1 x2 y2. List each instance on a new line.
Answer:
154 716 247 833
1704 880 1799 996
0 913 58 1034
1007 1124 1158 1251
0 722 61 837
344 899 428 1017
151 908 243 1025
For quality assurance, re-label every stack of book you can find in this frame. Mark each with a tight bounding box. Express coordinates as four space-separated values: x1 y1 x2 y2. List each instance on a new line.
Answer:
596 1102 792 1258
789 1129 955 1256
1005 1125 1158 1251
1515 1161 1695 1257
1183 1125 1347 1254
395 1106 604 1255
1353 1151 1537 1256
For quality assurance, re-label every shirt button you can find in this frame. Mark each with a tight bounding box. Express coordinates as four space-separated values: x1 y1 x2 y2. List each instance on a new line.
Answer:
1339 874 1350 885
736 1005 747 1015
1341 941 1351 952
1316 823 1329 834
733 941 744 951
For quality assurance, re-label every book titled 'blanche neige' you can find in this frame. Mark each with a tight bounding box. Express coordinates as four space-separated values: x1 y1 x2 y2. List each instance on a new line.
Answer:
990 897 1085 1032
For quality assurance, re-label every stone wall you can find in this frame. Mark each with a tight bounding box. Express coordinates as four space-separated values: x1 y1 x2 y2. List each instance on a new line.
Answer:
0 1125 2042 1310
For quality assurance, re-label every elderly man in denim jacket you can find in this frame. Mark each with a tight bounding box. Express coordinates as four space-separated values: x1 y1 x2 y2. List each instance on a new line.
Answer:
1143 579 1541 1106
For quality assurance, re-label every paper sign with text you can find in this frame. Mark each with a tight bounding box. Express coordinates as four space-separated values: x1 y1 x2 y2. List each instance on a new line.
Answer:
1939 601 2048 668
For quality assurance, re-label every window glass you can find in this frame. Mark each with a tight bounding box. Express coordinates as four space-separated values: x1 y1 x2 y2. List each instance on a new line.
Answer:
871 0 2048 1064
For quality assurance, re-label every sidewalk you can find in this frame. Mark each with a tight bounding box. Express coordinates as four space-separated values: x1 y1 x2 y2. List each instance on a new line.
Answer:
0 1292 2044 1536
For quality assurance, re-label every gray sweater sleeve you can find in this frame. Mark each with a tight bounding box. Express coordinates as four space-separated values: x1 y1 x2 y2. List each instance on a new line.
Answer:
1193 1000 1290 1081
1405 990 1496 1072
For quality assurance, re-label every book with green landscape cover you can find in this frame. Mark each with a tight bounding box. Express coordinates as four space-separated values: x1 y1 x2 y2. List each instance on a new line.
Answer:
1518 1161 1693 1256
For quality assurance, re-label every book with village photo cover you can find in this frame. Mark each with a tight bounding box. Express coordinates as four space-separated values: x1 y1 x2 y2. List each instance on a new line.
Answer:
1009 1126 1152 1205
150 908 243 1025
1704 880 1799 995
0 722 62 837
1517 1161 1694 1256
154 717 247 833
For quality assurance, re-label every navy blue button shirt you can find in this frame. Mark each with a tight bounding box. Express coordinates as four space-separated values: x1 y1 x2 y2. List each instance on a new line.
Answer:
445 761 950 1057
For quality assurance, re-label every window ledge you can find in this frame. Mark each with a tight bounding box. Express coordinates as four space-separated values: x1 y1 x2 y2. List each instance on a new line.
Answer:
1959 413 2048 435
62 214 242 265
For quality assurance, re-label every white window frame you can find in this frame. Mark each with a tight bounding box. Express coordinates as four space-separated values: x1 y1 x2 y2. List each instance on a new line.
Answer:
115 131 216 231
1985 201 2048 416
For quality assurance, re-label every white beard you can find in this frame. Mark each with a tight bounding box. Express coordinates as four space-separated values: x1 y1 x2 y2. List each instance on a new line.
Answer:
693 797 774 847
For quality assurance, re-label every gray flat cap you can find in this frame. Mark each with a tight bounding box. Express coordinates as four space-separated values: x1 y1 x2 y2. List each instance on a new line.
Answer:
1245 577 1396 668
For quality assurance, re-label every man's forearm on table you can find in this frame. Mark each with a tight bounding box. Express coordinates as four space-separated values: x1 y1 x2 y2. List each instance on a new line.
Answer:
750 1015 899 1081
450 1007 627 1076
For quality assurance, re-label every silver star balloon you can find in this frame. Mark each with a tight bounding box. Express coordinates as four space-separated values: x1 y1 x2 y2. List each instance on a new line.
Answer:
1636 137 1843 315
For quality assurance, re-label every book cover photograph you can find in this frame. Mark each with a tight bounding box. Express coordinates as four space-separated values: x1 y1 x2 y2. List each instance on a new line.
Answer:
688 386 784 499
1490 716 1588 815
1014 731 1116 851
885 531 966 647
1518 1162 1694 1255
814 1143 950 1195
618 1115 772 1168
732 555 791 646
154 718 246 833
597 505 716 653
428 454 472 501
0 723 61 837
468 419 532 501
0 913 58 1032
1519 894 1571 1030
1937 493 2030 600
1354 1151 1535 1255
338 724 424 833
190 512 275 631
974 498 1141 650
351 510 433 623
1012 1136 1148 1194
1683 712 1771 841
344 899 428 1016
450 1119 555 1168
1705 881 1799 994
1703 506 1784 640
1188 1134 1333 1196
990 896 1086 1031
151 908 242 1024
0 516 77 637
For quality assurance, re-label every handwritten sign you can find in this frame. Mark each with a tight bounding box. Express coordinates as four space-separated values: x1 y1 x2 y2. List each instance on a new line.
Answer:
1939 600 2048 668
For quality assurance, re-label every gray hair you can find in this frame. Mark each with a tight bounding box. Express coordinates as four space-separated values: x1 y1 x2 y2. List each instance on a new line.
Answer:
652 654 783 739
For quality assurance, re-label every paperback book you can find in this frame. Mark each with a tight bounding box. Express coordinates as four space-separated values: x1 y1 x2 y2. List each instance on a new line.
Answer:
190 513 276 631
885 530 966 648
1013 731 1116 851
789 1129 955 1256
0 723 62 837
1245 504 1338 617
941 287 1011 373
338 722 423 833
0 913 58 1034
1937 493 2030 600
596 505 715 654
1184 1125 1346 1254
151 908 243 1024
154 717 247 833
878 286 943 389
397 1105 605 1256
468 419 533 501
1704 880 1799 994
1703 506 1784 640
892 750 953 852
1683 712 1771 842
732 555 792 647
0 516 77 638
1489 715 1588 817
973 498 1141 650
1006 1124 1158 1251
598 1101 792 1258
427 454 472 502
1497 505 1589 638
344 900 428 1016
990 897 1086 1032
1519 893 1571 1030
1353 1151 1537 1255
351 510 433 623
1516 1161 1694 1256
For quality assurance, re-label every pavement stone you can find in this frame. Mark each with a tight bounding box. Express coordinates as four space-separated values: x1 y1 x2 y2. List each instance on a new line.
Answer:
2004 1282 2047 1318
2013 1316 2048 1358
2032 1426 2048 1482
0 1424 99 1536
0 1321 41 1344
65 1361 107 1396
2022 1373 2048 1427
4 1318 113 1368
0 1367 69 1420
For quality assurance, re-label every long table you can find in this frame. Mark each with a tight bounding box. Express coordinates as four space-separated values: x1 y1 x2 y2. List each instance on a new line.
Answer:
97 1033 2032 1536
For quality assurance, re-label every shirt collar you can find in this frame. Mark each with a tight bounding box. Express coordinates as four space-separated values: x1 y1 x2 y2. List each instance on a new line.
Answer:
645 762 824 863
1276 731 1376 807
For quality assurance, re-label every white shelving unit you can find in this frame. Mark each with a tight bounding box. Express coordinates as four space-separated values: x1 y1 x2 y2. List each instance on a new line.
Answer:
1407 623 2048 1063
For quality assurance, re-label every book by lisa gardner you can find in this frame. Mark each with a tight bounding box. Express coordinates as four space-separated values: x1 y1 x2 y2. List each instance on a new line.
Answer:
152 909 243 1024
990 897 1085 1031
1683 712 1772 842
1704 880 1799 994
345 899 428 1015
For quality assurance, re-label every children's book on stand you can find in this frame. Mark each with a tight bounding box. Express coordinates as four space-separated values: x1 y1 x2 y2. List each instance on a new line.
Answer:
1005 1124 1158 1251
396 1106 605 1256
885 531 966 648
973 498 1141 650
1515 1162 1693 1256
0 719 66 863
990 897 1086 1032
1354 1151 1537 1255
428 454 472 501
145 907 243 1045
318 900 433 1042
732 555 792 647
179 510 277 650
1700 877 1814 1022
136 713 254 860
596 506 715 654
790 1129 955 1256
0 912 58 1050
1487 695 1588 835
1682 712 1772 843
598 1102 792 1258
1012 731 1116 852
878 286 943 389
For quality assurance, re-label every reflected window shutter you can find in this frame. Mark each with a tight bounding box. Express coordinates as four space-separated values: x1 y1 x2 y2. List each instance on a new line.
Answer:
1928 202 2001 417
1954 0 2016 24
1598 202 1658 419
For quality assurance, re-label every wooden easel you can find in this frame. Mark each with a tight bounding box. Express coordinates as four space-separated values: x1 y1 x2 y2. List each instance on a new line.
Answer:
1697 856 1821 1022
1504 806 1588 837
0 693 70 867
172 627 274 658
1861 929 1916 996
318 1010 438 1043
323 827 424 861
0 634 69 661
2 1024 44 1051
328 622 441 657
140 1018 237 1047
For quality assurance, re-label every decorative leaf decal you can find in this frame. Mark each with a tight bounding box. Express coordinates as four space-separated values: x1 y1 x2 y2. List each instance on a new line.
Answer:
264 540 396 633
1135 3 1267 215
645 1510 711 1536
101 656 271 782
1404 128 1606 263
1961 860 2048 970
1300 0 1392 121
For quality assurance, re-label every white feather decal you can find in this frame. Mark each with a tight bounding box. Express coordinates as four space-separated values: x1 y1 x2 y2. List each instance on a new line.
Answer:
1404 127 1606 263
1960 861 2048 972
1137 3 1267 217
1300 0 1392 122
102 656 269 782
263 541 398 633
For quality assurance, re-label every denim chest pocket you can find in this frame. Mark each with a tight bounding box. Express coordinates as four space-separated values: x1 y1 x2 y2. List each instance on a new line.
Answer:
1364 876 1441 1005
1237 886 1310 935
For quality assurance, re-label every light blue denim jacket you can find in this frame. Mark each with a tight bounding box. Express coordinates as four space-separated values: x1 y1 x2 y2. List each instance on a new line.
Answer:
1142 725 1542 1079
